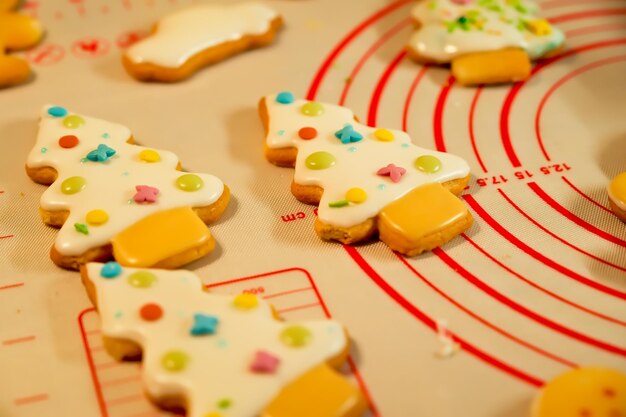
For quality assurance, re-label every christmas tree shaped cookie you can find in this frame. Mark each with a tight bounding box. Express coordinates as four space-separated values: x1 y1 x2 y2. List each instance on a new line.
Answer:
26 106 230 270
407 0 565 85
81 262 367 417
0 0 44 87
259 92 473 256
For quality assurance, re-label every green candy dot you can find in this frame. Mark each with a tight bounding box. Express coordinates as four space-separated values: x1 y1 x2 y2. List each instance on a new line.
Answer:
161 350 189 372
217 398 232 409
415 155 442 173
305 152 336 170
127 271 157 288
63 115 85 129
176 174 204 192
301 102 324 117
280 325 312 348
61 176 86 194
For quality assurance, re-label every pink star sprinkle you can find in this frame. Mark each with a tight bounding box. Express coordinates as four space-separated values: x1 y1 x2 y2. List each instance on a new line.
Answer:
377 164 406 183
133 185 159 203
250 350 280 373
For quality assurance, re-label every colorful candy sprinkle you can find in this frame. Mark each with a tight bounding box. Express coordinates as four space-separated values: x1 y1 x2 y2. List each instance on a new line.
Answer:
280 325 312 348
525 19 552 35
374 128 395 142
161 350 190 372
298 127 317 140
217 399 232 409
346 187 367 203
190 313 219 336
203 413 223 417
127 271 157 288
138 149 161 163
61 176 86 194
233 293 259 310
176 174 204 192
48 106 67 117
133 185 159 203
335 124 363 144
59 135 79 148
86 209 109 226
415 155 442 173
250 350 281 373
377 164 407 183
100 261 122 279
305 152 336 170
276 91 295 104
63 115 85 129
301 102 325 117
86 144 116 162
140 303 163 321
329 199 349 208
74 223 89 235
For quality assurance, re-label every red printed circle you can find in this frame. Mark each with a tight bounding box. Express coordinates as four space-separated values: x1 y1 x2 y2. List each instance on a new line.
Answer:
59 135 79 149
298 127 318 140
140 303 163 321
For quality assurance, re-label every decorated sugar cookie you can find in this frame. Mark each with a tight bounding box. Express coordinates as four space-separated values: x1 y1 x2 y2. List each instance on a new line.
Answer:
259 92 473 256
531 367 626 417
81 263 367 417
26 106 230 270
407 0 565 85
0 0 43 87
608 172 626 222
123 2 283 82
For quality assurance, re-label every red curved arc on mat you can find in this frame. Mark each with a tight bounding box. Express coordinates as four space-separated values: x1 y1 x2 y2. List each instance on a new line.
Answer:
561 176 614 214
433 248 626 357
548 8 626 24
468 86 488 173
395 254 578 367
528 182 626 247
367 50 408 126
535 54 626 161
339 18 412 106
433 76 456 152
464 194 626 301
566 23 626 38
462 234 626 326
343 245 545 387
500 38 626 167
78 308 109 417
402 65 429 132
543 0 626 9
306 0 412 101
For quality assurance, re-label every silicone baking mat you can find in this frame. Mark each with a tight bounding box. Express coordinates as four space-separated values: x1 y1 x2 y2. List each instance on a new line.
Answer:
1 0 625 416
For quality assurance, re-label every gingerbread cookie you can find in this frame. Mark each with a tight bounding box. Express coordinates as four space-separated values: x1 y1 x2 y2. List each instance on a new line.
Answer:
26 106 230 270
407 0 565 85
0 0 43 87
123 2 283 82
81 262 367 417
608 172 626 222
259 92 473 256
531 367 626 417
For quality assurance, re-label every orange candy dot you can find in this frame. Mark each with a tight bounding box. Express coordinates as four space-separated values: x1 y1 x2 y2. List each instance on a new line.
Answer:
140 303 163 321
59 135 79 148
298 127 317 140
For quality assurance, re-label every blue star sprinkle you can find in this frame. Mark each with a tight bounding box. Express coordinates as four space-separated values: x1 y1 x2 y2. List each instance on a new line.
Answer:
86 144 116 162
334 124 363 144
190 313 219 336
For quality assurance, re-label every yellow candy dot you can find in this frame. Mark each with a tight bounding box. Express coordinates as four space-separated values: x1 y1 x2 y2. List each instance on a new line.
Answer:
61 176 87 194
301 102 325 117
345 187 367 203
374 128 394 142
525 19 552 36
280 325 312 348
85 209 109 226
176 174 204 192
203 413 223 417
161 350 189 372
233 293 259 310
415 155 442 173
63 115 85 129
139 149 161 163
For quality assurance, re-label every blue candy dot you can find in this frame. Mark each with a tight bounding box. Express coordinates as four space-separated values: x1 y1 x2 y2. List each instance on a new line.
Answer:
276 91 295 105
100 262 122 279
48 106 68 118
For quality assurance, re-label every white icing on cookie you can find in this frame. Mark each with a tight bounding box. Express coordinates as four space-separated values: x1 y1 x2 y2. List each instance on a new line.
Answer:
26 106 224 256
126 2 279 68
85 263 347 417
408 0 565 62
264 94 471 228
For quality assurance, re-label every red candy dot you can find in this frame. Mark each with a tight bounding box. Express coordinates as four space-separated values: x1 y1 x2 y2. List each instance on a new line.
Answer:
59 135 79 149
298 127 317 140
140 303 163 321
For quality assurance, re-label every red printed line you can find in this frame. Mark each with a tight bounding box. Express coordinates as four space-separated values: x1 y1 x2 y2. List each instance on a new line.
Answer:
543 0 626 9
561 176 613 214
262 287 313 300
464 194 626 300
462 234 626 326
396 254 577 367
433 76 456 152
106 393 144 407
339 18 411 106
343 245 544 387
277 302 320 314
2 335 36 346
306 0 412 100
0 234 15 240
0 282 24 291
434 248 626 357
529 182 626 247
78 308 109 417
566 23 626 37
549 8 626 24
347 356 381 417
402 65 429 132
207 267 312 289
100 375 140 388
468 86 488 173
14 393 49 406
367 50 407 126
